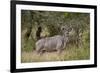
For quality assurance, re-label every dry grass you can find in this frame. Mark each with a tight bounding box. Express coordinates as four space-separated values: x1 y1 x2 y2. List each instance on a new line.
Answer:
21 47 90 63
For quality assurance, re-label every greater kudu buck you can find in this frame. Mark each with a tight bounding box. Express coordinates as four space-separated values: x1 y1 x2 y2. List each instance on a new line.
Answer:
35 26 71 54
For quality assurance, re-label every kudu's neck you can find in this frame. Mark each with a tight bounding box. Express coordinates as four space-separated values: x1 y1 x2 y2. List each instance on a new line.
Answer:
62 32 69 43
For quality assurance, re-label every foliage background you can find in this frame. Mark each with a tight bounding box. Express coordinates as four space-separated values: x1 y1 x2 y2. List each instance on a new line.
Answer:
21 10 90 62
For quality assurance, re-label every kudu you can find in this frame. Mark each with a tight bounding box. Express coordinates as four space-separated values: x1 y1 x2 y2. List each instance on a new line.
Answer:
35 26 71 54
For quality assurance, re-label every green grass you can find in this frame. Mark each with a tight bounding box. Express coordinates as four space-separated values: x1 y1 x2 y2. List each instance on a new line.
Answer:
21 45 90 63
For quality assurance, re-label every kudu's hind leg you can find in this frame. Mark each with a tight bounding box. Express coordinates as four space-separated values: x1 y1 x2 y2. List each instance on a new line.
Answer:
39 49 46 55
36 47 42 54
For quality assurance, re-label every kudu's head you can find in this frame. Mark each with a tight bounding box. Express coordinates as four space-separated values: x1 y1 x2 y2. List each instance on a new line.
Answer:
61 25 72 37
